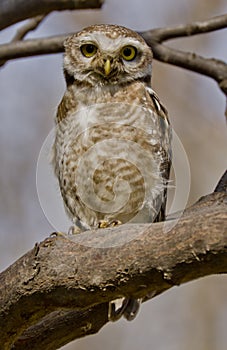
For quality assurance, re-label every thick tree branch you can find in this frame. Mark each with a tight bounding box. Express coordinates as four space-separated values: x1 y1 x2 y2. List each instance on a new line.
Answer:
0 4 226 348
0 187 226 349
12 306 109 350
13 303 108 350
0 0 104 30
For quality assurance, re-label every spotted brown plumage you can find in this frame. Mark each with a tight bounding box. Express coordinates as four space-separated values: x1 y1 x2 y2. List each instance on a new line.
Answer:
53 24 171 321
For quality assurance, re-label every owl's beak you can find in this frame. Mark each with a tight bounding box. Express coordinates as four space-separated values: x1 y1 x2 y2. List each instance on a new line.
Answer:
104 59 111 76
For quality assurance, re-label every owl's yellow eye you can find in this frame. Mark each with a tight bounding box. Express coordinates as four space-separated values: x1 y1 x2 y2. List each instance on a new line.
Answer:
80 44 97 58
121 46 137 61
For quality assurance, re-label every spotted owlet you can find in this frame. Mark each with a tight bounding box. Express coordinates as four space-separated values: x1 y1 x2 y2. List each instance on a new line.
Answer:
52 24 171 321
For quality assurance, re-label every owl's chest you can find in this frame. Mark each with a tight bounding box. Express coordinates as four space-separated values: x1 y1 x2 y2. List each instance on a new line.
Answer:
54 84 170 225
55 83 167 172
63 83 160 140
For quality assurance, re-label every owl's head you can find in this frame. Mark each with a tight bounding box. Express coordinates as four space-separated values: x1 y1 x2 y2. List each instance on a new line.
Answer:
63 24 153 87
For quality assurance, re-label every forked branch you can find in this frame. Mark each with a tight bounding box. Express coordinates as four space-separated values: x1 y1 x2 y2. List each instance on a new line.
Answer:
0 13 226 97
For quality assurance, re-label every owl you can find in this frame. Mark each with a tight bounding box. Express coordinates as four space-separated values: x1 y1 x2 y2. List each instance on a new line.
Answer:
53 24 171 321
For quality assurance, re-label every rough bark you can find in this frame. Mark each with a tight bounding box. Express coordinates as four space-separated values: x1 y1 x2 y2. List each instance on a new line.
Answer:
0 189 226 350
0 2 226 349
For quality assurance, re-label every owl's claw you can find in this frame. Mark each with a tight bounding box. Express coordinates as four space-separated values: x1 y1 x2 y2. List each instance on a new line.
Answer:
68 225 83 235
109 220 122 227
123 298 142 321
50 231 67 237
98 219 122 228
108 298 129 322
50 226 82 238
108 297 141 322
98 220 109 228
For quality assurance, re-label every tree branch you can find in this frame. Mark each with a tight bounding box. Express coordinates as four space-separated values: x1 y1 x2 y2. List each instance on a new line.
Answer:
0 5 226 348
0 184 226 349
0 0 104 30
0 35 66 61
140 15 227 114
12 306 109 350
12 15 46 42
140 15 227 95
142 14 227 41
0 14 226 97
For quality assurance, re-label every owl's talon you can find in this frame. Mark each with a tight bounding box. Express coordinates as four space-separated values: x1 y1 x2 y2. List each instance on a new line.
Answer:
98 220 109 228
109 220 122 227
98 219 122 228
108 298 129 322
68 225 82 235
50 231 67 237
123 298 142 321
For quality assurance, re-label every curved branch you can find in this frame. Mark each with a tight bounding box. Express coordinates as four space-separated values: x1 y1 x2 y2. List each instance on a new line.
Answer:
140 14 227 95
0 189 226 349
0 0 104 30
145 40 227 94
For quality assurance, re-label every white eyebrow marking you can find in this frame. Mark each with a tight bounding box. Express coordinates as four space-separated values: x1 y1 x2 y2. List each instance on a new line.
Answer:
79 33 143 54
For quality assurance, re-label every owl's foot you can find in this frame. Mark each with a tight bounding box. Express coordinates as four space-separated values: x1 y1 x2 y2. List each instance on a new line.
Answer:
50 226 83 239
108 298 129 322
50 231 68 238
123 298 142 321
109 220 122 227
108 297 141 322
98 219 122 228
68 225 83 235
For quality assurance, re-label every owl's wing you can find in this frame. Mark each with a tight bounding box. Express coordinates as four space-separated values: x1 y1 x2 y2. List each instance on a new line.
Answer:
146 87 172 222
122 89 172 320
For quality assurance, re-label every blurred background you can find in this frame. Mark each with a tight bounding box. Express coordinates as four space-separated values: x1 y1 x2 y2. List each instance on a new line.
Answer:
0 0 227 349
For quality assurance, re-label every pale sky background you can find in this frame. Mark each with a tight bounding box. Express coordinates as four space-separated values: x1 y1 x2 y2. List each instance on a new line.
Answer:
0 0 227 349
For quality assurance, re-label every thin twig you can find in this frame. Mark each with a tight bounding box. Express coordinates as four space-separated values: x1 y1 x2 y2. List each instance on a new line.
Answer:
13 15 46 41
142 14 227 42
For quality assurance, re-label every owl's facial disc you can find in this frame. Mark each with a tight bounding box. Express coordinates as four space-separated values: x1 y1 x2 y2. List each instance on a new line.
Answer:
64 28 153 86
